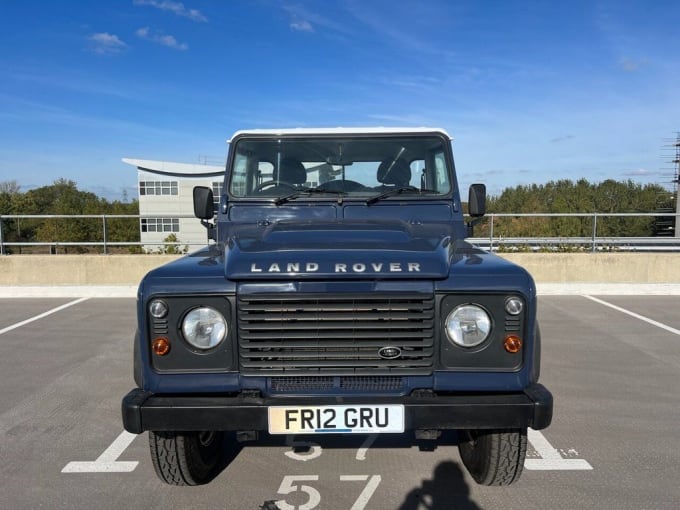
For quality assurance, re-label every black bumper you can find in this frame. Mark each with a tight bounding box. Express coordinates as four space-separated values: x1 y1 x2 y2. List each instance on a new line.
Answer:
122 383 552 434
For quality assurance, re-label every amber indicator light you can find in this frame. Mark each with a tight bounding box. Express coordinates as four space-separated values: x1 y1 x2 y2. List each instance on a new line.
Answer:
503 335 522 353
152 337 171 356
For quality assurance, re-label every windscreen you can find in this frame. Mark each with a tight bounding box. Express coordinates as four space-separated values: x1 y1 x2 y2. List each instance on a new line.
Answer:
229 135 453 199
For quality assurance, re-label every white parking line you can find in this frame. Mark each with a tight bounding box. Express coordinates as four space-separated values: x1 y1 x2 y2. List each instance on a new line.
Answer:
355 434 377 460
60 428 591 475
583 295 680 336
525 430 593 470
0 298 89 336
62 430 139 473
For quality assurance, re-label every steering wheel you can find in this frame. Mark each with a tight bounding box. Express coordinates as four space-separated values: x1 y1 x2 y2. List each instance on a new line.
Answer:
253 181 296 192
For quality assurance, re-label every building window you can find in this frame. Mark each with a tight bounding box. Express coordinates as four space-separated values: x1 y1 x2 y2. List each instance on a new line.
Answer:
140 218 180 233
139 181 178 196
211 181 223 211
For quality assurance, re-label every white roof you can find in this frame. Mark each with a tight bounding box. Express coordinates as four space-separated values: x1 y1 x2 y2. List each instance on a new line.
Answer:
122 158 223 175
228 127 452 142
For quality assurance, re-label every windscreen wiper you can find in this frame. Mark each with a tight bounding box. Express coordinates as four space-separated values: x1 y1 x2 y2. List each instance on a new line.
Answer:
274 187 344 206
365 187 436 205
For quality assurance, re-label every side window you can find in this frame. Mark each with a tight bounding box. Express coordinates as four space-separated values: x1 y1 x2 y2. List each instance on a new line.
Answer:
231 153 276 196
432 151 450 193
211 181 223 212
231 154 248 196
409 159 425 188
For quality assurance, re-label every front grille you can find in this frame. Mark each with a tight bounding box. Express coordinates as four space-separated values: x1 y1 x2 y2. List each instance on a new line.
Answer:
238 293 434 375
270 376 404 393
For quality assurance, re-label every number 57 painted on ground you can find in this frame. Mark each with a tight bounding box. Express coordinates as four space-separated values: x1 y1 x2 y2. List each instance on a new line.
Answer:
276 475 381 510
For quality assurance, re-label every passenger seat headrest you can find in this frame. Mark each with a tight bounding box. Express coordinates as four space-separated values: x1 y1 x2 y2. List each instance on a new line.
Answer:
377 158 411 186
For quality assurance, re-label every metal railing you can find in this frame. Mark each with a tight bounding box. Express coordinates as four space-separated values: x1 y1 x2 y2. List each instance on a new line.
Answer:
0 214 205 255
472 212 679 252
0 212 677 254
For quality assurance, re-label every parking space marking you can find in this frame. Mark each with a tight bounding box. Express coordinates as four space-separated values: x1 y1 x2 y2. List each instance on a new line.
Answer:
0 298 89 336
61 430 139 473
59 427 592 476
525 430 593 470
584 296 680 336
355 434 377 460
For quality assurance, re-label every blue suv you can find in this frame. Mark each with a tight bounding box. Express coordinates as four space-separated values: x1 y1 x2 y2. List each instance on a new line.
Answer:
122 128 552 486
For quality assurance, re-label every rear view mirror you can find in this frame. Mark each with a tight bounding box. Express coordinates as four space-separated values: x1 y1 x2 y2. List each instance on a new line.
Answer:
468 184 486 217
193 186 214 220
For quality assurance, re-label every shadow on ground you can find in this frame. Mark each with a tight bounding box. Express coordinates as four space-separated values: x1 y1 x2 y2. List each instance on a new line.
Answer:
398 461 482 510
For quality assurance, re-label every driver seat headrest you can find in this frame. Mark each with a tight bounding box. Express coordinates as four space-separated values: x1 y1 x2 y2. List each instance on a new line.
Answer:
278 158 307 185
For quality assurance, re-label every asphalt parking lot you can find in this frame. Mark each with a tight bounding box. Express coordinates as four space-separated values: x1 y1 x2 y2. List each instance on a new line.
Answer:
1 295 679 510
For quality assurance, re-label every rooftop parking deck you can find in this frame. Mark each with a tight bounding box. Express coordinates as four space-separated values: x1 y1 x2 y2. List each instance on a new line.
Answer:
1 292 679 509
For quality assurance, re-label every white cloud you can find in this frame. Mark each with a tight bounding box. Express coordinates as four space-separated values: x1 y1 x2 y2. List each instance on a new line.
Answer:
342 2 450 58
282 4 352 36
550 135 575 143
623 168 652 176
136 27 188 50
87 32 127 55
290 19 313 32
133 0 207 22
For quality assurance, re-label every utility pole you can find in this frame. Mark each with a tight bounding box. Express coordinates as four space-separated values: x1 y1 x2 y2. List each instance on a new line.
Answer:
671 134 680 238
660 134 680 237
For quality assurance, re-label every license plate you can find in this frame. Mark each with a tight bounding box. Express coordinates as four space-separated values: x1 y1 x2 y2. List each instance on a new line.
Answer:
268 405 405 434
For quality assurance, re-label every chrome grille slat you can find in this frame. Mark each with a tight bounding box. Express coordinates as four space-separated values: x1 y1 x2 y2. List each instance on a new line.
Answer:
240 340 431 348
246 359 433 368
240 331 433 340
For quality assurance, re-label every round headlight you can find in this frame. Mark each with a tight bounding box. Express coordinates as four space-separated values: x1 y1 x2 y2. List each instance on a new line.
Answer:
505 297 524 316
181 307 227 350
149 299 168 319
445 304 491 348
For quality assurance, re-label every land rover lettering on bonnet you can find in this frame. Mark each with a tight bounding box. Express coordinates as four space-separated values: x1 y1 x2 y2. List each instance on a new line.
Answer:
122 127 553 488
249 261 422 273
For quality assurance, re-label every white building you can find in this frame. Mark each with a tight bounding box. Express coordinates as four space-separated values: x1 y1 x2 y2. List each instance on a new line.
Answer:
122 158 224 251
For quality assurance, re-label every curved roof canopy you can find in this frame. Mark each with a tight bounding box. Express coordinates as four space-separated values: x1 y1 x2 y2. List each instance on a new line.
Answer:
122 158 224 178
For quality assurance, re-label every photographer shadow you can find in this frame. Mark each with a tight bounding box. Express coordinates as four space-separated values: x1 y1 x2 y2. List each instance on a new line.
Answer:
398 461 482 510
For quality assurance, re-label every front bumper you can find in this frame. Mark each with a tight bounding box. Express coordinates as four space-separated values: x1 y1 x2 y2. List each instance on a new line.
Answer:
122 383 552 434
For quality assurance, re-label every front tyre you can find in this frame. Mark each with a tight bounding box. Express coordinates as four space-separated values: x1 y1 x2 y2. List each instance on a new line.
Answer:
149 431 224 485
458 428 527 486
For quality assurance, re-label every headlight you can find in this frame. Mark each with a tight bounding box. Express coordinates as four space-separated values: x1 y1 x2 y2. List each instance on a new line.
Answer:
181 307 227 350
445 304 491 348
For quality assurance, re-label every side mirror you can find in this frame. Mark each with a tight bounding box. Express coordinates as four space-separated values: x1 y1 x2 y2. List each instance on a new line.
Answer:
193 186 214 220
468 184 486 217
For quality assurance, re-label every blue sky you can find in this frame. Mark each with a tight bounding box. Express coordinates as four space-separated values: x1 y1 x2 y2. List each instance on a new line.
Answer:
1 0 679 200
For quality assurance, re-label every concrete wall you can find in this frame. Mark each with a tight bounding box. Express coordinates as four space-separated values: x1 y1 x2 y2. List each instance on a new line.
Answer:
0 253 678 286
502 253 680 283
0 255 180 285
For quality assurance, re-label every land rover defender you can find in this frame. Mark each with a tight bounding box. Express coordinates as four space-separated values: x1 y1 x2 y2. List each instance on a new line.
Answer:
122 127 552 487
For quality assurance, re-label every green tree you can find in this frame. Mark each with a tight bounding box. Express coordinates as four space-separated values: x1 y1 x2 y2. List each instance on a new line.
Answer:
104 198 140 249
24 179 103 252
485 178 665 239
2 179 142 253
0 181 22 253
